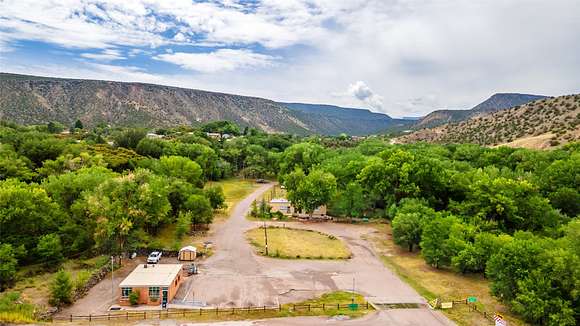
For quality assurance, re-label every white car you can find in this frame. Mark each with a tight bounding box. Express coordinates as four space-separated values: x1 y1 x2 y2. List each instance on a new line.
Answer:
147 251 162 264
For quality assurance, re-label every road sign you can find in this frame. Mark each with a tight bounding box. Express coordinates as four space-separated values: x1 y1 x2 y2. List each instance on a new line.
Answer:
348 303 359 311
494 314 507 326
441 302 453 309
467 296 477 303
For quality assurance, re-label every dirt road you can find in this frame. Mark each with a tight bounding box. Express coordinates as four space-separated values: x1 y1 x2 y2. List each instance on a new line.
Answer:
175 184 453 325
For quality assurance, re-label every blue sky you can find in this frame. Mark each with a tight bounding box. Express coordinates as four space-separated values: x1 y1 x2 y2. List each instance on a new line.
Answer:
1 0 579 117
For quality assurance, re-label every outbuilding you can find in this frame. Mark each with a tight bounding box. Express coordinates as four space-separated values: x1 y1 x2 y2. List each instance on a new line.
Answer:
178 246 197 261
118 264 183 306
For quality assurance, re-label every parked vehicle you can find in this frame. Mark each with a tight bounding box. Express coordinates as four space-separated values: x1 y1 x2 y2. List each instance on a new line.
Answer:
256 178 268 184
147 251 162 264
186 263 198 275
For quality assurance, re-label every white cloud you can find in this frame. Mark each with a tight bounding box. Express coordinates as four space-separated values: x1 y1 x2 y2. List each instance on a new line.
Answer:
80 49 125 61
2 0 580 117
346 81 384 110
154 49 277 73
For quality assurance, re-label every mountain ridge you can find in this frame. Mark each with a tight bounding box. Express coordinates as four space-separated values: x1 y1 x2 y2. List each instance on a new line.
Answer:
413 93 548 129
0 72 414 135
397 94 580 148
280 102 412 135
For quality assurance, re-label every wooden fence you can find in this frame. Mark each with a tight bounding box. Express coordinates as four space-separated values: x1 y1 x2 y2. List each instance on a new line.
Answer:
52 302 371 322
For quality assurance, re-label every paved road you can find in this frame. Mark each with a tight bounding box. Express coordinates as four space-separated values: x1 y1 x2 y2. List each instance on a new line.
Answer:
173 184 454 325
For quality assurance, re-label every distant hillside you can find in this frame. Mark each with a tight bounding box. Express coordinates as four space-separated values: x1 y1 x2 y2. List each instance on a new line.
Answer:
0 73 416 136
413 93 548 129
397 94 580 148
281 102 413 135
0 73 316 134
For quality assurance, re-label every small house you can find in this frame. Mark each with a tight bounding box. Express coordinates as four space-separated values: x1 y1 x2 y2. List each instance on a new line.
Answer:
178 246 197 261
118 264 183 306
269 198 292 215
269 198 327 218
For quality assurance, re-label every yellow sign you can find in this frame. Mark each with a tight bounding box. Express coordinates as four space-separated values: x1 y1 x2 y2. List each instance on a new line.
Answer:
441 302 453 309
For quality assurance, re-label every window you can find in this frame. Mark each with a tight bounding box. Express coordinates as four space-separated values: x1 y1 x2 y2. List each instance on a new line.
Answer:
121 287 132 299
149 287 160 299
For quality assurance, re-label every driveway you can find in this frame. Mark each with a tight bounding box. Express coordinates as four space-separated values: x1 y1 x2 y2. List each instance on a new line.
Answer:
173 184 454 325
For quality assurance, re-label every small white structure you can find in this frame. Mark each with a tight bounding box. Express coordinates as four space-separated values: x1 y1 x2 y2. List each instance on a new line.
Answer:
178 246 197 261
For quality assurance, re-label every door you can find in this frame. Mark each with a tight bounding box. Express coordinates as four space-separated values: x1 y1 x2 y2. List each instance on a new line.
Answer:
162 287 168 309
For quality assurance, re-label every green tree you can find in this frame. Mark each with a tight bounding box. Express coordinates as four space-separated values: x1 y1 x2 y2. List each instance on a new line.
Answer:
0 244 17 290
390 199 438 250
183 195 213 228
205 186 226 209
175 212 191 239
50 270 73 306
156 156 203 185
548 187 580 217
420 215 460 268
74 119 84 130
332 182 366 219
113 129 147 149
486 234 545 302
83 169 170 253
18 137 67 166
36 234 64 266
0 180 63 262
358 150 419 206
279 143 326 175
136 138 166 158
392 212 423 252
0 144 35 181
47 121 65 133
286 169 337 217
451 232 512 274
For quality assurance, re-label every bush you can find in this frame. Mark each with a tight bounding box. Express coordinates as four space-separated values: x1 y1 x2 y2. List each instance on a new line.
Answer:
74 270 91 291
129 290 139 306
49 270 73 306
0 244 17 291
36 233 64 266
205 186 226 209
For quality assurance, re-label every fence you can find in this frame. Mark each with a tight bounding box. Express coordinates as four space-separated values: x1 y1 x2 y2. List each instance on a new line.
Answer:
432 298 496 324
52 302 371 322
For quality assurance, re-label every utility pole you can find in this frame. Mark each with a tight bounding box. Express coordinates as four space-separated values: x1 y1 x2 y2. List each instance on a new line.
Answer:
263 221 269 256
111 256 114 303
352 277 356 304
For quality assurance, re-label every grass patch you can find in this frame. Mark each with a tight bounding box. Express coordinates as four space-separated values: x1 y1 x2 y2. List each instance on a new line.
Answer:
246 226 351 259
367 223 525 326
208 178 262 214
0 292 36 324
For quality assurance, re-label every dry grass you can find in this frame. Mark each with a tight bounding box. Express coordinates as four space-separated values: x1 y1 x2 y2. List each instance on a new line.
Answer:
367 223 526 326
8 256 109 312
246 227 351 259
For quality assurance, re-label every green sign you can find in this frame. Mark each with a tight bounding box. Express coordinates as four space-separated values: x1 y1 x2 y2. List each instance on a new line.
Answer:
467 296 477 303
348 303 359 311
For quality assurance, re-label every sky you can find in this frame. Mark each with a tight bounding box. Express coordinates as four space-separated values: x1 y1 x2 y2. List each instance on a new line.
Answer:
1 0 579 117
